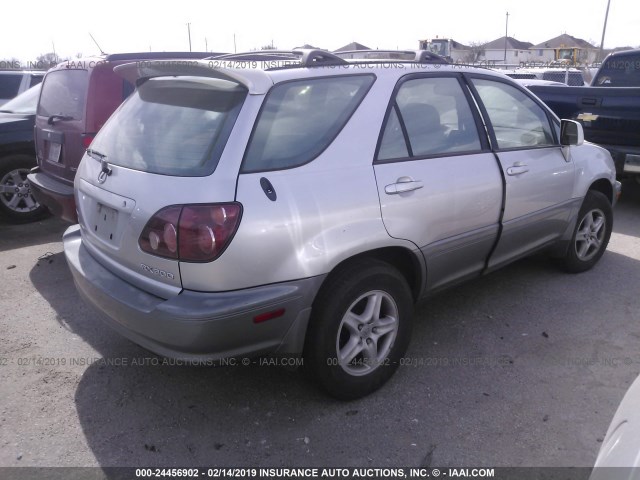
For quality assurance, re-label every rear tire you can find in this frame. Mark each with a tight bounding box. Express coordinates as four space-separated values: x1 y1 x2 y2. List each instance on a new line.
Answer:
559 190 612 273
304 259 413 400
0 155 49 224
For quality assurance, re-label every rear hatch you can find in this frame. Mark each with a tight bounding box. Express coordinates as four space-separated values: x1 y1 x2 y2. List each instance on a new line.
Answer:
35 68 89 185
74 68 263 297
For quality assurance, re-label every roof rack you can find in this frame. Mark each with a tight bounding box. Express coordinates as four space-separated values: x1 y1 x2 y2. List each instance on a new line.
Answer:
105 52 218 61
209 49 348 67
333 49 449 64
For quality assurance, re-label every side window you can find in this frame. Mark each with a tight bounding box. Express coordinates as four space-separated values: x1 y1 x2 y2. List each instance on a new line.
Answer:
242 75 374 173
378 107 409 160
29 75 43 88
471 79 556 149
0 74 23 99
377 77 482 161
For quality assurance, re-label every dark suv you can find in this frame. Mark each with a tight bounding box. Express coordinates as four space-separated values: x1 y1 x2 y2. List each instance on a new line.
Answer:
28 52 217 222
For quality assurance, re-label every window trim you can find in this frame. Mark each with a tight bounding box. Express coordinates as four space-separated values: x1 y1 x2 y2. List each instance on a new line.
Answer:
463 73 561 152
240 73 377 174
374 72 491 165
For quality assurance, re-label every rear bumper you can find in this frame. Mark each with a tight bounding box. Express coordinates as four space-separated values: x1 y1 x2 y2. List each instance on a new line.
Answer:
27 167 78 223
27 168 77 223
63 225 323 362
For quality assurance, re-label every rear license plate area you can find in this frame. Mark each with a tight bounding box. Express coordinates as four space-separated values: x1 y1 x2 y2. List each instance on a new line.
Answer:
93 203 119 243
47 142 61 163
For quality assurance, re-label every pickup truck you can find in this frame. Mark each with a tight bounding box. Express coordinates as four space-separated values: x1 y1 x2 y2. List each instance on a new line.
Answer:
527 49 640 181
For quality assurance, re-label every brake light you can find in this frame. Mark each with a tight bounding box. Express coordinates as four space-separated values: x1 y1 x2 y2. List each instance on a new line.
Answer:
139 204 242 262
82 134 95 148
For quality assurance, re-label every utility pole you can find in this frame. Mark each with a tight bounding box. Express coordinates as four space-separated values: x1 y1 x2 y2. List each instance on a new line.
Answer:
599 0 611 61
234 34 237 53
187 23 192 52
504 11 509 63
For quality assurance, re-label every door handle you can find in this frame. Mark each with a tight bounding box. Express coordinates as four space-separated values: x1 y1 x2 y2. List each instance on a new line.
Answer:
506 163 529 176
385 177 424 195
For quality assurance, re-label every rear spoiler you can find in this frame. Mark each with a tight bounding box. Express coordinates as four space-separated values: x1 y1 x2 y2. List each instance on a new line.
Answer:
113 60 273 95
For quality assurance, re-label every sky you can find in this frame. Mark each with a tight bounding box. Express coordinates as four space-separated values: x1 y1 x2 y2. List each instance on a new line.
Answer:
1 0 638 62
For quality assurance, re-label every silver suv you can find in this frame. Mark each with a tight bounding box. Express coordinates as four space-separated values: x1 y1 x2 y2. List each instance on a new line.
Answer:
63 50 620 399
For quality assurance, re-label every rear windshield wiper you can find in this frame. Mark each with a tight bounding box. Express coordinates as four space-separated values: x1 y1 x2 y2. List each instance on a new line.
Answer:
86 148 107 161
47 114 73 125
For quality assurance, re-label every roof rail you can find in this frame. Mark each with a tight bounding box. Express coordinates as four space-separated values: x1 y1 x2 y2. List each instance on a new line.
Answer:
209 49 348 67
105 51 219 61
334 49 449 64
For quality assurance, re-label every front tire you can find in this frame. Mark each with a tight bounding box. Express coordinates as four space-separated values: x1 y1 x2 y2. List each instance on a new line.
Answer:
304 259 413 400
559 190 612 273
0 155 49 224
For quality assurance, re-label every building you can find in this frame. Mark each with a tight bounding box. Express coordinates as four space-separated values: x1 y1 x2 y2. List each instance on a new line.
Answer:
530 34 598 64
334 42 371 52
478 36 534 65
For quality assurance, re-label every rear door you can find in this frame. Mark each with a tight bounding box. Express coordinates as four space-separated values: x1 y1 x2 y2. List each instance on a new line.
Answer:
35 68 88 185
373 74 503 291
467 76 575 270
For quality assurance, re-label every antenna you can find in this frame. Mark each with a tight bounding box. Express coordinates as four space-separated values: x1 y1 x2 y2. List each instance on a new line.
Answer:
89 33 106 55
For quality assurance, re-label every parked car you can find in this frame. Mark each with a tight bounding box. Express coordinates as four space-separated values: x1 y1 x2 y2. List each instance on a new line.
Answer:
0 84 48 223
528 49 640 182
63 50 619 399
28 52 219 223
591 374 640 479
0 71 44 106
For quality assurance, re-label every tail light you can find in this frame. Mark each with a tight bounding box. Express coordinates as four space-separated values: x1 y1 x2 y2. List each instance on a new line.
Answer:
139 204 242 262
82 134 95 148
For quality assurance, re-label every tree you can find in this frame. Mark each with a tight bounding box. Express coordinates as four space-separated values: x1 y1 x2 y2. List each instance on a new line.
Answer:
36 52 61 64
461 41 486 63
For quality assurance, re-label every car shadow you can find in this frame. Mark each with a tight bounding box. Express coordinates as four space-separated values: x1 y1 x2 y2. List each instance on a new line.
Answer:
0 215 70 253
27 224 640 469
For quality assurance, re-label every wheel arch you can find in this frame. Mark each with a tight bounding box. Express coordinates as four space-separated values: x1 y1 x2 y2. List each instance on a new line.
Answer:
314 246 426 304
588 178 614 204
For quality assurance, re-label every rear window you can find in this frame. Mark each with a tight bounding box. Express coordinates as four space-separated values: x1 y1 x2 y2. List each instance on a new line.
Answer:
594 55 640 86
89 76 247 176
0 74 23 100
242 75 375 173
37 69 88 119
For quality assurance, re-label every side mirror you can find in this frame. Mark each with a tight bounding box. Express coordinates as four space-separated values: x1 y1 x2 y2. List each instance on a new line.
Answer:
560 119 584 146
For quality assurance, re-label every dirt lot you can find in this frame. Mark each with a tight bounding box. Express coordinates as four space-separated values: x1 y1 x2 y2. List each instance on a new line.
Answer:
1 180 639 469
